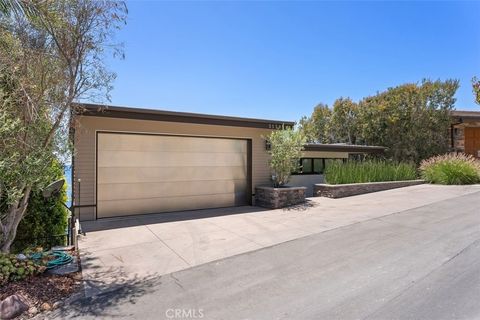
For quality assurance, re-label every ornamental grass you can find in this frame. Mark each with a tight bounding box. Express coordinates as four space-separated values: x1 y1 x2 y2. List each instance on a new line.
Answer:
420 153 480 185
324 160 417 185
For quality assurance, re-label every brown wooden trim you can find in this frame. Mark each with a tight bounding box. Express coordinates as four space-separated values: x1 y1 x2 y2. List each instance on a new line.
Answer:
95 131 99 220
247 139 253 205
76 103 295 130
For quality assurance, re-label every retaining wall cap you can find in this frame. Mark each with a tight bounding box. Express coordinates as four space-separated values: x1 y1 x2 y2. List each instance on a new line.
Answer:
315 180 425 187
256 186 308 191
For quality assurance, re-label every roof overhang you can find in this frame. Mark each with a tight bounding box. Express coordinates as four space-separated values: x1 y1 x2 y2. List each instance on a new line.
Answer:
303 143 386 154
74 103 295 130
451 110 480 124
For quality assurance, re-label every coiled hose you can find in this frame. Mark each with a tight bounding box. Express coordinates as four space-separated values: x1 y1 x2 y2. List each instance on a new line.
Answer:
30 250 74 269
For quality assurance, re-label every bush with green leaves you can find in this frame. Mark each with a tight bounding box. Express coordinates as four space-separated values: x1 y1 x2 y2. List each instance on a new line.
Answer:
11 161 69 253
420 153 480 185
266 128 306 187
324 160 417 185
0 253 47 284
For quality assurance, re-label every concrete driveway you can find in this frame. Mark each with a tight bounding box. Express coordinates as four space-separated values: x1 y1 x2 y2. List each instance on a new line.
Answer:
78 184 480 296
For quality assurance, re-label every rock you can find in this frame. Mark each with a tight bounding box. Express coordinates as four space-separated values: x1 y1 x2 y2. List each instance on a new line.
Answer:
0 294 29 319
28 306 38 315
16 253 27 261
40 302 52 311
52 301 64 309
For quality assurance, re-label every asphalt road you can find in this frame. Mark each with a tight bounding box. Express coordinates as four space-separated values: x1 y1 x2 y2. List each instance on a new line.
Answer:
52 191 480 320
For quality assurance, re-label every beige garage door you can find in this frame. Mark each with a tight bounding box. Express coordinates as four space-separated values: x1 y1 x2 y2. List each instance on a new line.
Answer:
97 133 249 218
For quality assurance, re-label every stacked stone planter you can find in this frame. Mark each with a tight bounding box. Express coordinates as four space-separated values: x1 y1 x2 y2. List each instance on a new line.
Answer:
255 186 307 209
313 180 425 198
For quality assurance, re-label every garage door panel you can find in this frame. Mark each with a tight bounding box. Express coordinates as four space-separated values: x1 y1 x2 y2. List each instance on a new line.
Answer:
98 166 247 184
98 192 247 218
98 150 246 168
98 134 247 153
97 133 249 218
98 180 248 201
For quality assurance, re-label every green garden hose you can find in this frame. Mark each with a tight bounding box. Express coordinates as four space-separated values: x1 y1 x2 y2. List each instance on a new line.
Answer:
30 250 74 269
46 251 73 269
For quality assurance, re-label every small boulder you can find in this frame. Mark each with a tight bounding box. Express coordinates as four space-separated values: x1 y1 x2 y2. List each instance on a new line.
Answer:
52 300 63 309
40 302 52 311
0 294 29 319
28 306 38 316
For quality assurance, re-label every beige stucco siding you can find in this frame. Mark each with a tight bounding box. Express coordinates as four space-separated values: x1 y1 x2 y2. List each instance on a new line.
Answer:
73 116 275 220
302 150 349 159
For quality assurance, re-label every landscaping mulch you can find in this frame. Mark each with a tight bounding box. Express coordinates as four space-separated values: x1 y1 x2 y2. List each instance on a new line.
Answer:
0 251 82 319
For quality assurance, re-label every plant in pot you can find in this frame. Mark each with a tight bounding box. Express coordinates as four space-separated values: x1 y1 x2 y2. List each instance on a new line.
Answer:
266 127 306 187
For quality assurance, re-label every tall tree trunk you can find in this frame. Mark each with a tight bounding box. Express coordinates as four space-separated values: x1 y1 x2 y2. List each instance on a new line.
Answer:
0 186 31 253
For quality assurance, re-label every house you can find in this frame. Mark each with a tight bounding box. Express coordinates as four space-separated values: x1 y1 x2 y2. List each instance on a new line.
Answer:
71 104 384 221
451 110 480 157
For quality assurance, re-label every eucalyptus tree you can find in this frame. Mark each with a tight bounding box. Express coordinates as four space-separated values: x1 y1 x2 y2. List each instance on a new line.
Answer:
0 0 126 252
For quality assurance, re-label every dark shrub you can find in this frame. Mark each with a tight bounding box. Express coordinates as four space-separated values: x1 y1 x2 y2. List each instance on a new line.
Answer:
12 161 69 252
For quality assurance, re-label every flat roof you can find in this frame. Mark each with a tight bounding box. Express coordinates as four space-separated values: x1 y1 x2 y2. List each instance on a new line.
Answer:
76 103 295 130
451 110 480 121
304 143 386 154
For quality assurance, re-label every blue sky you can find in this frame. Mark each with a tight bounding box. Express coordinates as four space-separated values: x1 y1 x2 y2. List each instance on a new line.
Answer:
106 1 480 122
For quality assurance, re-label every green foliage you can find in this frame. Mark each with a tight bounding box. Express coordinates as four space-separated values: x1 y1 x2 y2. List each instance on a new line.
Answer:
266 128 307 187
298 103 332 143
420 153 480 185
473 77 480 105
299 79 459 164
324 160 417 185
0 252 46 285
12 161 69 253
328 98 359 144
0 0 126 252
357 79 458 163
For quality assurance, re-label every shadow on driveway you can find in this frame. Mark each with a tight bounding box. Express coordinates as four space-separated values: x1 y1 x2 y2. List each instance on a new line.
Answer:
81 205 270 232
54 270 162 319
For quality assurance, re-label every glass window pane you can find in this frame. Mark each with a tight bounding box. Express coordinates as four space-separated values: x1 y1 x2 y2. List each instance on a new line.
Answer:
301 158 312 173
313 159 324 174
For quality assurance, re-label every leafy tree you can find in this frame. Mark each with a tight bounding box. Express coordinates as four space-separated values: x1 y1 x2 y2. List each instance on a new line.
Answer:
0 0 126 252
473 76 480 105
357 79 459 163
328 98 359 144
298 103 331 143
266 128 306 187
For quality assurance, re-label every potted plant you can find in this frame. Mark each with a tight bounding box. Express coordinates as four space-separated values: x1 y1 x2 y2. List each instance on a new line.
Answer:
255 128 307 208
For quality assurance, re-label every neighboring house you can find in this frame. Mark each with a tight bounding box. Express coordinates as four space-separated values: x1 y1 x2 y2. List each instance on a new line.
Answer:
72 104 384 221
451 110 480 157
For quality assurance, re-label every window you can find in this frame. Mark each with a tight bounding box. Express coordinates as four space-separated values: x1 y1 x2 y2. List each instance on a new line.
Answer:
294 158 346 175
313 159 324 174
301 158 313 173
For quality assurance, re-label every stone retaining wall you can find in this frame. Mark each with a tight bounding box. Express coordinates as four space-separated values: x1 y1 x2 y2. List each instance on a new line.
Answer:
313 180 425 198
255 186 307 209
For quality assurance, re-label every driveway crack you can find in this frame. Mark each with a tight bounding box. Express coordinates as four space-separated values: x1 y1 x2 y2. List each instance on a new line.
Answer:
144 225 192 267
